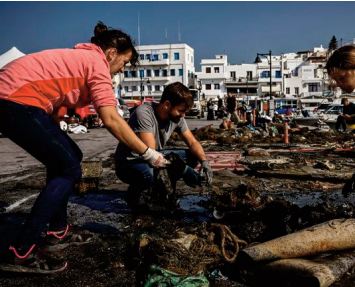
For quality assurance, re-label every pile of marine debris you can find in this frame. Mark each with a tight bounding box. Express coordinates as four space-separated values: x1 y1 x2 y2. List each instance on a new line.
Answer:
173 124 355 147
139 124 355 286
129 179 355 287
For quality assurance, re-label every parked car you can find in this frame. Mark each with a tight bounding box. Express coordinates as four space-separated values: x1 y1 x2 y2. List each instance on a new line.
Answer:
319 104 343 122
313 103 331 114
186 89 202 118
275 106 297 115
117 98 130 120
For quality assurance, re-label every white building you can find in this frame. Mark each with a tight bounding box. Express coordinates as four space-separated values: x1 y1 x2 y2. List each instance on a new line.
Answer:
224 63 258 102
116 43 195 100
255 54 283 98
195 55 228 100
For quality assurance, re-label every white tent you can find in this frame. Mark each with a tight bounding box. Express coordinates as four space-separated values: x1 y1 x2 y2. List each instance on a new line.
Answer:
0 47 25 68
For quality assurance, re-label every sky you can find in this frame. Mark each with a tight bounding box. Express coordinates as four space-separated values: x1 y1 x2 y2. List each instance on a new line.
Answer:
0 1 355 66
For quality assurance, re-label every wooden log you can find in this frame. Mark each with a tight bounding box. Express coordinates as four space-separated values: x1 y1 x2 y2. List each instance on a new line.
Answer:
240 219 355 264
251 168 353 183
259 250 355 287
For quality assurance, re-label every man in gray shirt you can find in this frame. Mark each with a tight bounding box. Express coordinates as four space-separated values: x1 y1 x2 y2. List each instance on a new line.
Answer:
115 82 212 208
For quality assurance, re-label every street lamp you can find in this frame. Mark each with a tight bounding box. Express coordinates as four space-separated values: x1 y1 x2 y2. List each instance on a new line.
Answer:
254 50 272 100
246 77 249 105
255 50 273 116
140 76 150 102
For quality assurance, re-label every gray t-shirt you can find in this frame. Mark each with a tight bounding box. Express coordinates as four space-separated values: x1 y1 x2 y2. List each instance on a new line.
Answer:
116 102 188 161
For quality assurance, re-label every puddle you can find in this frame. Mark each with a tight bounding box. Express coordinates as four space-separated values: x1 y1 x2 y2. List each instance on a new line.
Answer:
267 189 355 208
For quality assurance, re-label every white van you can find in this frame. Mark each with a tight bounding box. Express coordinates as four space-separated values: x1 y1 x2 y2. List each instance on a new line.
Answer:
186 88 202 118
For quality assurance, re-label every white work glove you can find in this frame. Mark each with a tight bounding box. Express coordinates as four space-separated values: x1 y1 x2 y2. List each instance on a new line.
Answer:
200 160 213 186
141 147 170 168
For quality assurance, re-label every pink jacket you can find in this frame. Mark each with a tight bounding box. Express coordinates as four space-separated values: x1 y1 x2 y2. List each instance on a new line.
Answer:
0 43 117 114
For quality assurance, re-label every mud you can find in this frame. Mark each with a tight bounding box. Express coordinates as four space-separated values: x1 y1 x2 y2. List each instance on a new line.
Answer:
0 125 354 286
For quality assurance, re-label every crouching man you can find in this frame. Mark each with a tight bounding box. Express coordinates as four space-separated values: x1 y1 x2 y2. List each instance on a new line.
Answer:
114 82 213 209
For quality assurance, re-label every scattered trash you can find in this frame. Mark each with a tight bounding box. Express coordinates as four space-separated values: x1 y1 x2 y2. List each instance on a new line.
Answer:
76 160 103 194
144 265 209 287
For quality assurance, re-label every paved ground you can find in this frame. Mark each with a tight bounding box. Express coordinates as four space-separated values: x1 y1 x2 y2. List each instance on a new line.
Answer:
0 118 218 182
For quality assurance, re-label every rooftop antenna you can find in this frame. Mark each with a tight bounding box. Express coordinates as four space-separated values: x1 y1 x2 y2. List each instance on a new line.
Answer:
178 21 181 42
138 12 141 46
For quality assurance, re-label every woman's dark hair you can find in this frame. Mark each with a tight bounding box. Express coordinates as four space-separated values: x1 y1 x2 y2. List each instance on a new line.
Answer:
160 82 193 109
326 45 355 73
91 21 139 67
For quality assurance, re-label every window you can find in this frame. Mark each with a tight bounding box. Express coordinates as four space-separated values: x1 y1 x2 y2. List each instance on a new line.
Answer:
214 83 220 90
139 70 144 78
162 53 168 59
170 69 176 76
179 69 183 76
295 87 299 95
139 54 144 60
261 71 270 78
206 84 211 90
286 87 290 94
155 85 160 91
154 69 160 77
162 69 168 77
145 54 151 60
124 71 129 78
174 52 180 60
147 70 152 77
141 85 145 91
124 86 129 92
247 71 253 80
152 54 159 61
214 67 220 73
230 71 236 79
132 86 137 92
206 67 211 73
308 83 320 92
131 71 137 78
147 85 152 92
275 70 282 78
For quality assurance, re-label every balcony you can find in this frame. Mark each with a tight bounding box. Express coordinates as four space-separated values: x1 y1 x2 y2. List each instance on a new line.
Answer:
122 90 163 99
224 78 258 88
122 76 171 83
261 83 282 93
198 73 226 80
299 91 324 98
138 58 170 66
225 77 259 84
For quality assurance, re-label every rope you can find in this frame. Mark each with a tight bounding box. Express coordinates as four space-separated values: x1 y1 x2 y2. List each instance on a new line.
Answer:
211 223 248 263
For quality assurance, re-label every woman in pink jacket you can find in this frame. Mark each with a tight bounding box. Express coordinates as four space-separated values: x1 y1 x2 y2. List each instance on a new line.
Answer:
0 22 167 273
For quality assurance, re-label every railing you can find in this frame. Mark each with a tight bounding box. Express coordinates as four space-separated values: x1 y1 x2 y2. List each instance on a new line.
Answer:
224 77 259 84
299 91 323 98
138 58 170 66
122 76 171 82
